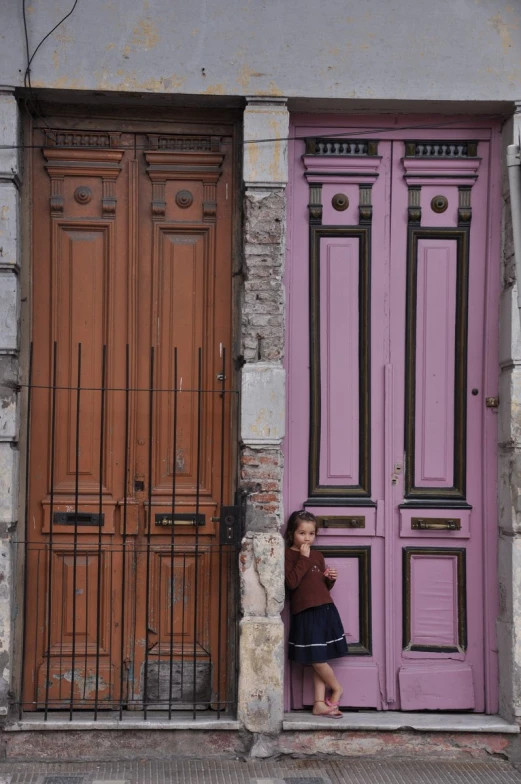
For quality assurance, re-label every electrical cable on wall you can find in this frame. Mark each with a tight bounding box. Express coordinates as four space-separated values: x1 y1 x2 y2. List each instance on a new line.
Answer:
0 115 507 152
21 0 79 138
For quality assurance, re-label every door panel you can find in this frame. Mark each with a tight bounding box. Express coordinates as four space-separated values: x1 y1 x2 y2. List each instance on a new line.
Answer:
286 121 499 713
24 121 237 713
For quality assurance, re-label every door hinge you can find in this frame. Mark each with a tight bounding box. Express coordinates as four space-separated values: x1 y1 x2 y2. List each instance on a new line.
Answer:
486 396 499 408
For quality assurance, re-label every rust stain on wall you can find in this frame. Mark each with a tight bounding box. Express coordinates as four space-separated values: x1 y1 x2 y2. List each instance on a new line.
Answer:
488 11 518 53
131 17 160 50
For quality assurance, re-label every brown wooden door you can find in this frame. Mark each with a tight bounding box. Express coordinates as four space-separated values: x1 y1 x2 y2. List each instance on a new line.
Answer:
23 123 237 713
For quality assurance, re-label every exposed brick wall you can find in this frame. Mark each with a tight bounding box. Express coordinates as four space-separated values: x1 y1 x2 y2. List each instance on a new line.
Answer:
241 189 286 363
240 447 284 524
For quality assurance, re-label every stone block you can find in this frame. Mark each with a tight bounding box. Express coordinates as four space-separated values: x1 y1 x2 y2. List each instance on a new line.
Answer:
500 287 521 367
0 92 20 180
243 99 289 186
239 531 284 617
237 616 284 734
0 184 20 270
0 355 18 442
0 272 18 352
0 441 18 523
499 450 521 534
241 364 285 446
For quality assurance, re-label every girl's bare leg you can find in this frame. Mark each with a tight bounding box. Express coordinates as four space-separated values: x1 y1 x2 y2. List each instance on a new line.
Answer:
312 662 343 706
311 669 327 714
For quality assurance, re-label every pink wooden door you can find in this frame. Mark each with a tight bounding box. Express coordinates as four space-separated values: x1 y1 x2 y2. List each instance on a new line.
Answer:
285 119 501 712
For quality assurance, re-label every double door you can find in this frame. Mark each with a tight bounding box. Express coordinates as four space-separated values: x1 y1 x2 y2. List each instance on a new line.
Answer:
23 119 237 713
286 123 500 712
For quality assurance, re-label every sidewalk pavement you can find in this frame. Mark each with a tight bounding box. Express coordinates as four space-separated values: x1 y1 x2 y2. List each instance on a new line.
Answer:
0 758 520 784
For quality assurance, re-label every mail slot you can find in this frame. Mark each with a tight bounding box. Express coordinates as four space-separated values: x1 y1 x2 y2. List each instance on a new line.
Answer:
53 512 104 526
154 513 205 527
411 517 461 531
317 516 365 529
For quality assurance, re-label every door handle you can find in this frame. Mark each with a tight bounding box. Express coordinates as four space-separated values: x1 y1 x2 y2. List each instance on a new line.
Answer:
411 517 461 531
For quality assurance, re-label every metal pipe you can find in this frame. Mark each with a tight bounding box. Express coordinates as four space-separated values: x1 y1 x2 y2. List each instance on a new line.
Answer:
507 144 521 314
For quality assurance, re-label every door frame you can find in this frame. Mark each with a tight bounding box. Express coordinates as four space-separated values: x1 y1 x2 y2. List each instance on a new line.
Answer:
14 99 244 717
283 113 502 714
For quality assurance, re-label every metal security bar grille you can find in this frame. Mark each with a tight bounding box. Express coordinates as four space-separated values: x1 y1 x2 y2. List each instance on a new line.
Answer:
20 343 241 721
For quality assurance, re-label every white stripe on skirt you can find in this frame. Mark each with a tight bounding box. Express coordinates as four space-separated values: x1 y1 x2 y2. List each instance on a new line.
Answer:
288 635 346 647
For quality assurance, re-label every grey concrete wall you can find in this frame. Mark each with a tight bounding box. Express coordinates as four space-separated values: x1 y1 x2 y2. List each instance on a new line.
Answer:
1 0 520 103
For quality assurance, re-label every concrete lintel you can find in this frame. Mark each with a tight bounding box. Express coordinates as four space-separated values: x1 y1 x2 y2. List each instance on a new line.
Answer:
283 711 520 733
244 98 289 186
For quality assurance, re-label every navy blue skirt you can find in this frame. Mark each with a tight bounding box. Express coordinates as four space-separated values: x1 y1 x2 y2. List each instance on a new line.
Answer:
288 602 348 665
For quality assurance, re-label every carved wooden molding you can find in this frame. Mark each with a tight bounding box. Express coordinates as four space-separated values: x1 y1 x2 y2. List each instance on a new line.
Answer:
43 148 124 217
402 154 481 185
308 184 323 225
359 184 373 225
303 153 381 185
404 140 478 158
145 150 223 221
147 134 221 152
144 151 224 183
306 138 379 157
44 130 121 149
408 186 422 225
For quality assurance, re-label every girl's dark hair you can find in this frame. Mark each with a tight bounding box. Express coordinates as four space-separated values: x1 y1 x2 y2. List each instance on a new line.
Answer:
285 510 318 547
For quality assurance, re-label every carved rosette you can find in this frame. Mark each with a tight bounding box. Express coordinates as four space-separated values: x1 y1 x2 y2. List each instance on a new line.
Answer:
332 193 349 211
74 186 92 205
431 195 448 214
176 190 194 209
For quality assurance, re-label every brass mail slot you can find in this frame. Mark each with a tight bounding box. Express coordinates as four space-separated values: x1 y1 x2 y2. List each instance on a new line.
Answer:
154 513 205 527
411 517 461 531
318 516 365 529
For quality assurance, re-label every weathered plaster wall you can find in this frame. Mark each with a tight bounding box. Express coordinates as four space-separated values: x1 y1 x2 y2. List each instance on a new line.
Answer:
1 0 521 102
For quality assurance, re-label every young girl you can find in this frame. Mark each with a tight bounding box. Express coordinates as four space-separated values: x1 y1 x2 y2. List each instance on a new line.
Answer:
285 510 348 718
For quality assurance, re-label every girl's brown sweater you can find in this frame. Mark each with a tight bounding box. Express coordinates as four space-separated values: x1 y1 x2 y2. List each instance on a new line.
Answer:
284 547 336 615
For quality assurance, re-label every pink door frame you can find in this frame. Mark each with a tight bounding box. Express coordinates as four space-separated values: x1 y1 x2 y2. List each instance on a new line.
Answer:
283 115 502 713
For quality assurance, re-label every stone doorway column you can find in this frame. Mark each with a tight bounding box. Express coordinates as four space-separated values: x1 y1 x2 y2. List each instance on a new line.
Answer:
0 88 21 716
499 102 521 724
237 97 289 744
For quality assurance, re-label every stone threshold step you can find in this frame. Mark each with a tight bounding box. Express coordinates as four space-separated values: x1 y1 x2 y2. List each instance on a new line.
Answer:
283 711 520 733
6 712 240 731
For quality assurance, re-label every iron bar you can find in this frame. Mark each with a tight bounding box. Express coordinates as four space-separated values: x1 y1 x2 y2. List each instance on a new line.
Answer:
192 348 202 719
143 346 154 719
21 341 33 719
217 347 226 717
21 358 239 719
168 347 178 720
119 344 130 719
94 345 107 719
44 342 57 718
70 342 82 721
